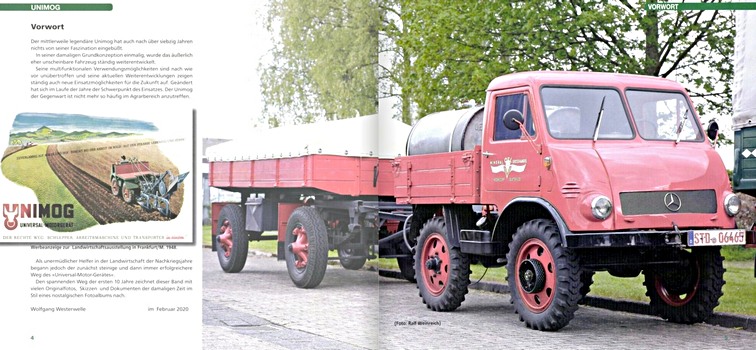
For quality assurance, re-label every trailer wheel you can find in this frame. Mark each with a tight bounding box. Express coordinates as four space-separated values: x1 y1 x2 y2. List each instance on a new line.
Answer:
216 204 249 273
111 178 122 197
285 206 328 288
397 257 416 283
643 247 724 324
122 188 138 204
507 219 581 331
338 247 367 270
415 217 470 311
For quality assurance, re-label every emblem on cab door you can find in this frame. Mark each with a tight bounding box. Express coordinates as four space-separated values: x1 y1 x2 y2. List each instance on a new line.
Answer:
663 192 682 212
490 157 527 179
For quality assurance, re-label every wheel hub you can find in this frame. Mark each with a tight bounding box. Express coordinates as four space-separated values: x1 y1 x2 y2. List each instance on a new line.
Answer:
515 238 557 313
289 225 309 268
425 256 441 272
420 233 450 297
519 259 546 293
218 220 233 258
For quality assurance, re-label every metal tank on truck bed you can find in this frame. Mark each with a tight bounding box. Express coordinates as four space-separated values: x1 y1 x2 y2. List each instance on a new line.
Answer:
391 71 756 331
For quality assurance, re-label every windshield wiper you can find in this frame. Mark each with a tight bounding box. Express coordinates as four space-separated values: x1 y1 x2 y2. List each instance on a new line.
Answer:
592 96 606 142
675 107 689 144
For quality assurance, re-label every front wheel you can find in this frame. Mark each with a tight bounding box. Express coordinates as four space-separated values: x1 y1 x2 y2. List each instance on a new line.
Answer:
415 216 470 311
285 206 328 288
643 247 725 324
506 219 582 331
111 178 122 196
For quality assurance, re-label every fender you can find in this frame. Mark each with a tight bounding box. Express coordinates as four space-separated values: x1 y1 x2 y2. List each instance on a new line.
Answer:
493 197 572 247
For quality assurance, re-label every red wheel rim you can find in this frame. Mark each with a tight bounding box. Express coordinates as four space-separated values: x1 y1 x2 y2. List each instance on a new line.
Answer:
516 238 557 313
291 225 309 269
654 261 700 307
420 232 450 296
111 179 119 195
123 189 132 202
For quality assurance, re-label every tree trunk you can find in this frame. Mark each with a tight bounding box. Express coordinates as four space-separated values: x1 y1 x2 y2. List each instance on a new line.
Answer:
642 9 660 76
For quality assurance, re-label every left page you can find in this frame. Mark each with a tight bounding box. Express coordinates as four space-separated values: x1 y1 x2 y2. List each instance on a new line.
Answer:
0 2 200 348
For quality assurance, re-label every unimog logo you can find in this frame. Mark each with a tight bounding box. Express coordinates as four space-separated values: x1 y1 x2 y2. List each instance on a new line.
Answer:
3 204 19 230
490 157 527 179
2 203 75 231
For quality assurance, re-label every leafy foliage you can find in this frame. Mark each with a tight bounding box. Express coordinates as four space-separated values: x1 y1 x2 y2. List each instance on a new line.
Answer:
260 0 380 126
384 0 733 121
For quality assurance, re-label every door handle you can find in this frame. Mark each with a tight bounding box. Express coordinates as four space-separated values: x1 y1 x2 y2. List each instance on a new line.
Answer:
482 152 495 157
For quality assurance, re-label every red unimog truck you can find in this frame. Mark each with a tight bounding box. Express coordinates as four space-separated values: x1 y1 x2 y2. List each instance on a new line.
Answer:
209 71 756 331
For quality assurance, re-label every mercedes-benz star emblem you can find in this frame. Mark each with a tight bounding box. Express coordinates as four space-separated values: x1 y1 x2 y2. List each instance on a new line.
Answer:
663 192 682 212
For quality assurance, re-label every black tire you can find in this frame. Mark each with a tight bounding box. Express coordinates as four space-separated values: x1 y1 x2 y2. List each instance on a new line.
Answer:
285 206 328 288
643 247 725 324
578 270 595 304
415 216 470 311
506 219 581 331
338 247 367 270
397 256 416 283
122 187 138 204
216 204 249 273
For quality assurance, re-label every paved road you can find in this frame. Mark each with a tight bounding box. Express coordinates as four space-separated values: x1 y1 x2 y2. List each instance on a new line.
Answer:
380 277 756 349
203 249 379 349
203 249 756 349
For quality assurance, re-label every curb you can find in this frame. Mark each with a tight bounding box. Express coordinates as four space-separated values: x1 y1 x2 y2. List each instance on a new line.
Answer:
378 269 756 332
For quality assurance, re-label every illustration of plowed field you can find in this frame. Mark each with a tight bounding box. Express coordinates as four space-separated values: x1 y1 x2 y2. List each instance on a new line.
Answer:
46 144 170 224
55 137 185 216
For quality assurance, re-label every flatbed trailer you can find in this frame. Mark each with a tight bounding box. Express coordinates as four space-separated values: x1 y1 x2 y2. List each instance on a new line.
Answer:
208 115 414 287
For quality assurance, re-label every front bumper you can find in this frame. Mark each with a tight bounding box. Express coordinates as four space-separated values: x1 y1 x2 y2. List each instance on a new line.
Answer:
566 229 756 249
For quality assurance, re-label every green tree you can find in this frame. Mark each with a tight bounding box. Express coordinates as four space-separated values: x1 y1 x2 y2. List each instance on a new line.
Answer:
260 0 380 126
386 0 733 121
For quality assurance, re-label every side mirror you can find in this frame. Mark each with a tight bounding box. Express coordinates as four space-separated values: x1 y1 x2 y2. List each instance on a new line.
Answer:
706 121 719 142
503 109 524 131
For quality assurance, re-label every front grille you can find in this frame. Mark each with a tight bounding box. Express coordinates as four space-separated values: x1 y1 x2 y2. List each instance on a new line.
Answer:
620 190 716 215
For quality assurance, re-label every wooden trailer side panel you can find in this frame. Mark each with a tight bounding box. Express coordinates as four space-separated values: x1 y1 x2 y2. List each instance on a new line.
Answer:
394 147 481 204
209 155 395 197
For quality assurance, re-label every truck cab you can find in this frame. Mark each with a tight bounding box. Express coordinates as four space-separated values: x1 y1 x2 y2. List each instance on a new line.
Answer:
395 71 755 331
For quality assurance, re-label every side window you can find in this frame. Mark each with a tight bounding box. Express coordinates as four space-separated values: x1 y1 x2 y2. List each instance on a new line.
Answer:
494 93 535 141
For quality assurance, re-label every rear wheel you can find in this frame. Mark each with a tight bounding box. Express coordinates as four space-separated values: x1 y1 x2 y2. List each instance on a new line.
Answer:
415 217 470 311
507 219 581 331
216 204 249 273
122 187 138 204
285 206 328 288
397 256 416 283
643 247 724 324
578 270 595 304
338 247 367 270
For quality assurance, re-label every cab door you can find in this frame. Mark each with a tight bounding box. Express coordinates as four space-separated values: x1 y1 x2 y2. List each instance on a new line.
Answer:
480 88 542 204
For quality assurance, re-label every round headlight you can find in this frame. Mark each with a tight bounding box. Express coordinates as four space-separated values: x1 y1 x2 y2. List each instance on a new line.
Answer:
591 196 613 220
724 193 741 216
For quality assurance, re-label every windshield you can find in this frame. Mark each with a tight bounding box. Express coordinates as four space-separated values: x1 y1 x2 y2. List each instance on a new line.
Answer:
625 90 703 142
541 87 633 140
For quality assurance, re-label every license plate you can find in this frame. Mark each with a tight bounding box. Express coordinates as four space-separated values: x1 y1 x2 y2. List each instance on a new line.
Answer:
687 229 746 246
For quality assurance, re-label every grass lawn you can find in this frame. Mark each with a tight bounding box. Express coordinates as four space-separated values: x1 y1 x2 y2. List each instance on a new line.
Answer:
1 145 98 231
202 225 756 316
